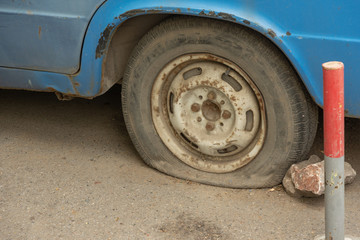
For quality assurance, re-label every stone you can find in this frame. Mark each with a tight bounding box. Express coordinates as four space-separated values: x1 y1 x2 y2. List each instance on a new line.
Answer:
292 160 325 195
345 162 357 184
282 155 322 198
282 155 357 198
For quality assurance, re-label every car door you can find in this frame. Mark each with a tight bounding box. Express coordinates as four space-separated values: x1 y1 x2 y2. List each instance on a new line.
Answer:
0 0 105 74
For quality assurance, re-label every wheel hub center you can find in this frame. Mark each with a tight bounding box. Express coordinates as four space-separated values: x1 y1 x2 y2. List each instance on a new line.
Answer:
201 100 221 122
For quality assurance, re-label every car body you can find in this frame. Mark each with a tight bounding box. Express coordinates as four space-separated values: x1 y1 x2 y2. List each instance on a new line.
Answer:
0 0 358 188
1 0 359 116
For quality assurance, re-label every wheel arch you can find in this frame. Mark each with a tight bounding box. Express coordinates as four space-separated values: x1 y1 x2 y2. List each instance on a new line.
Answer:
75 1 319 107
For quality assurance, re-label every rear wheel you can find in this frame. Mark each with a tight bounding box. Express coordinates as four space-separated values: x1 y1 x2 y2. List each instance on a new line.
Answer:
122 17 318 188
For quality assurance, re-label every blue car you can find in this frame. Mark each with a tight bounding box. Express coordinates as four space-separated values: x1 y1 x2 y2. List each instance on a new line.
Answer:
1 0 358 188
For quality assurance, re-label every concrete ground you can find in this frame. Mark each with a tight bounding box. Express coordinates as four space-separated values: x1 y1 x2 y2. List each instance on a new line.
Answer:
1 85 359 240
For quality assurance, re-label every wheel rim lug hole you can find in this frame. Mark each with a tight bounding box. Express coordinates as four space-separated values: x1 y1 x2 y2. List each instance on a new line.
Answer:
220 122 224 127
207 91 216 100
206 122 215 131
191 103 201 112
222 110 231 119
197 117 202 122
199 95 203 100
220 100 225 105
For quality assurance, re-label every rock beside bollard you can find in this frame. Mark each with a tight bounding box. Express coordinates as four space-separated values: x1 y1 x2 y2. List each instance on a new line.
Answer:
282 155 357 198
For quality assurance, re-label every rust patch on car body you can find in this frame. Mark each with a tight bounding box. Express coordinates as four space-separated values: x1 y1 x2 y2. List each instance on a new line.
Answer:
267 29 276 38
38 26 42 39
95 23 116 59
47 87 77 101
66 75 82 96
198 10 207 16
217 12 236 21
121 9 146 18
147 9 162 14
198 10 236 21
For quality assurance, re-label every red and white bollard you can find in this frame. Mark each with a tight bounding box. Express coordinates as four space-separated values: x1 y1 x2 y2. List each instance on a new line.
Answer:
323 61 344 240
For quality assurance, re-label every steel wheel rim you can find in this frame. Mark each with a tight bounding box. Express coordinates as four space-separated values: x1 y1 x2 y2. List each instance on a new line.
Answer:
151 53 266 173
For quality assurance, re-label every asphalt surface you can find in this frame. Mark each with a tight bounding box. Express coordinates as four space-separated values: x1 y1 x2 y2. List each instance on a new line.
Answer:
1 85 359 240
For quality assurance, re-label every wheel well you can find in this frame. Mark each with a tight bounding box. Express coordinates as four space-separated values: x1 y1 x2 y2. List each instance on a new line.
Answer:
102 14 170 88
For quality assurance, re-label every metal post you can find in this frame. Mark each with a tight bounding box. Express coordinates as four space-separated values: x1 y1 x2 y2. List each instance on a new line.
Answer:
323 61 345 240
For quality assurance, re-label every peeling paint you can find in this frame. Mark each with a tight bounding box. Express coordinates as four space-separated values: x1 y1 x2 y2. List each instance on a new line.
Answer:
198 10 206 16
198 10 236 21
38 26 41 39
267 29 276 38
147 9 162 14
120 9 146 18
95 23 115 59
217 12 236 21
67 75 81 95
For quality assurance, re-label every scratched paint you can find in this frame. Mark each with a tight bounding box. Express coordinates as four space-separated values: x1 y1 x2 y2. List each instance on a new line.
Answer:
38 26 42 39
